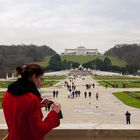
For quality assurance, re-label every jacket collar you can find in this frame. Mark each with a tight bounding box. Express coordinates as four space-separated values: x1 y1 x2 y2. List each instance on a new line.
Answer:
8 78 41 97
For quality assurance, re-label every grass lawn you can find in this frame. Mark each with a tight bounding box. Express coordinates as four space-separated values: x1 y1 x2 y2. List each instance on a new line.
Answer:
93 75 139 80
113 91 140 108
93 75 140 88
61 55 126 67
42 80 59 87
45 75 66 80
39 55 51 67
0 76 66 88
0 92 4 109
0 81 13 88
42 75 66 87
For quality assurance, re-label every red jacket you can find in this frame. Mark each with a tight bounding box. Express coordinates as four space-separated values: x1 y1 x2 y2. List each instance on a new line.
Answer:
2 91 60 140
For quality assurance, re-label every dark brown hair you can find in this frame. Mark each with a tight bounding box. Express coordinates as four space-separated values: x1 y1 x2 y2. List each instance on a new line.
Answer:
16 63 44 79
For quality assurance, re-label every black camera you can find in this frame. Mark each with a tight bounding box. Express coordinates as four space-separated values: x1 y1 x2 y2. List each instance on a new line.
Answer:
48 101 63 119
42 99 63 119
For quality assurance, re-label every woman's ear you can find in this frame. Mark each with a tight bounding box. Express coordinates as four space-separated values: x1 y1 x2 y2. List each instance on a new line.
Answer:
30 74 36 82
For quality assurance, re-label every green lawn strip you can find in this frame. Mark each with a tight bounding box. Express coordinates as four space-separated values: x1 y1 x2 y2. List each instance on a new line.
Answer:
127 91 140 99
61 55 105 64
42 80 58 87
132 92 140 97
97 80 127 88
39 55 51 67
0 92 4 109
113 91 140 108
97 81 113 88
104 81 128 88
61 55 126 66
93 75 140 80
107 81 140 88
0 76 66 88
42 75 66 87
0 81 13 88
126 81 140 88
93 75 140 88
45 75 66 80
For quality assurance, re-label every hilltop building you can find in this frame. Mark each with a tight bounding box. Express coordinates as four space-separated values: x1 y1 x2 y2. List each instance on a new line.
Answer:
64 46 99 55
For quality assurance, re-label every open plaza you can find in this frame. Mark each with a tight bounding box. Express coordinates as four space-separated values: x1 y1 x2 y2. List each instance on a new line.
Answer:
0 70 140 127
0 70 140 139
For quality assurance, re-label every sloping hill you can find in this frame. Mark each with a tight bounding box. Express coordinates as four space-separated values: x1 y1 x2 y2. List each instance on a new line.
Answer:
0 44 56 78
61 55 126 67
104 44 140 67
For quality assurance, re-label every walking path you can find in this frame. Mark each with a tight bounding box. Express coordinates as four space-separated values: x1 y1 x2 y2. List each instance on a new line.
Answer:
1 75 140 128
41 75 140 125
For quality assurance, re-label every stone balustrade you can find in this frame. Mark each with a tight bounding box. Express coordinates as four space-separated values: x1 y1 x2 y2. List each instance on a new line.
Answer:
1 123 140 140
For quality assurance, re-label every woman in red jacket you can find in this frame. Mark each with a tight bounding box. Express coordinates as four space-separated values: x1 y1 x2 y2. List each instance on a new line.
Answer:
2 63 61 140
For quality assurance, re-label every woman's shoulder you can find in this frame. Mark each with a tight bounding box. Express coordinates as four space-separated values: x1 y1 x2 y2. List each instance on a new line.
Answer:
3 91 41 106
26 92 41 101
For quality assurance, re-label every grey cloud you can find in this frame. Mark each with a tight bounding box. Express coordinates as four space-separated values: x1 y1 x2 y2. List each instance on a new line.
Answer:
0 0 140 53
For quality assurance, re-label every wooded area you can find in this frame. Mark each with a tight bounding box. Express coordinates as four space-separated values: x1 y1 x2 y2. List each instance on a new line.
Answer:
0 44 56 78
0 43 139 78
104 44 140 68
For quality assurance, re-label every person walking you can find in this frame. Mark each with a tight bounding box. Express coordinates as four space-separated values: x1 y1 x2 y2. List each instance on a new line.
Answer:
2 63 61 140
55 90 58 98
52 90 56 98
96 92 99 100
84 91 87 98
88 91 91 98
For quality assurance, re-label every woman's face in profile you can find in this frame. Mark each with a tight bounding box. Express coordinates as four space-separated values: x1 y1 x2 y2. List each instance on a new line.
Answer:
32 74 44 88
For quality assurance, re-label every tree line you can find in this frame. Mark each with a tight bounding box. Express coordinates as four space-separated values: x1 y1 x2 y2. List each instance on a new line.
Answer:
0 43 139 78
104 44 140 68
0 44 56 78
46 54 138 74
46 54 80 71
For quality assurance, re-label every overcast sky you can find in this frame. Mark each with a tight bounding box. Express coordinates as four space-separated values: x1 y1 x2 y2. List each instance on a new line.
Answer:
0 0 140 54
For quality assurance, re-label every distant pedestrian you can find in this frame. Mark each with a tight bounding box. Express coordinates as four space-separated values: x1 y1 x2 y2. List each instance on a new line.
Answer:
52 90 55 98
78 90 81 97
86 84 88 89
96 105 98 109
84 91 87 98
96 92 99 100
123 83 126 88
86 84 91 89
55 90 58 98
72 91 75 98
88 91 91 98
68 88 72 98
125 111 131 124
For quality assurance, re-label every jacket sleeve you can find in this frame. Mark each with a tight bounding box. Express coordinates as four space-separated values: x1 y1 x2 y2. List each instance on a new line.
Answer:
28 98 60 138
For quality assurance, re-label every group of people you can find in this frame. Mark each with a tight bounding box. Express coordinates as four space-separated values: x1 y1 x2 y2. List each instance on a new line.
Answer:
52 90 59 98
85 83 95 89
64 80 80 98
64 78 99 101
84 91 91 98
67 89 81 98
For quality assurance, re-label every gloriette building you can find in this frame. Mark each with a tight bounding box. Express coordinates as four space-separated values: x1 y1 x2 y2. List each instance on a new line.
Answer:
64 46 98 55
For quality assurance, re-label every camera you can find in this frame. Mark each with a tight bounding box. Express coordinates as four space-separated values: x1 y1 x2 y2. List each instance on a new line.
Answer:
41 98 63 119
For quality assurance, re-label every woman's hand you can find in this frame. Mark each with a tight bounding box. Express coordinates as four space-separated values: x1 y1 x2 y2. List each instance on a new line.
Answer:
52 102 61 113
41 98 53 107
